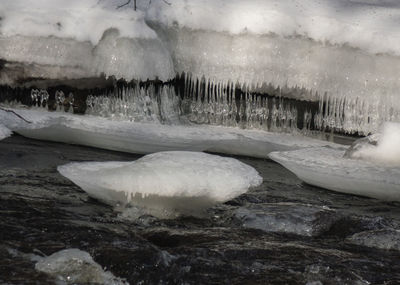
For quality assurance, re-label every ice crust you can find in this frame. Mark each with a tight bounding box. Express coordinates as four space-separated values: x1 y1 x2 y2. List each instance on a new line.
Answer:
0 124 12 140
57 151 262 207
269 147 400 202
35 248 128 284
0 0 174 82
147 0 400 56
234 203 338 237
346 122 400 166
0 108 337 158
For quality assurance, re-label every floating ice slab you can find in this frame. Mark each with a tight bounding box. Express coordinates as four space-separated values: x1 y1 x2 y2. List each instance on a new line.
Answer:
0 124 12 140
346 229 400 251
0 108 338 158
269 147 400 202
35 248 128 285
234 203 337 237
58 151 262 208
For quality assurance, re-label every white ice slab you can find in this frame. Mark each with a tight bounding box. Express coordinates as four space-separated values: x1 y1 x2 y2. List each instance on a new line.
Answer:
0 108 338 158
58 151 262 207
269 147 400 201
0 124 12 140
35 248 127 285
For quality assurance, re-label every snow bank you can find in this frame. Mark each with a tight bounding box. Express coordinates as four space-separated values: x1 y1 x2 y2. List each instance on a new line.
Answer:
269 147 400 202
346 122 400 166
35 248 128 285
58 152 262 207
0 108 338 158
0 0 174 82
0 124 12 140
1 0 156 45
147 0 400 56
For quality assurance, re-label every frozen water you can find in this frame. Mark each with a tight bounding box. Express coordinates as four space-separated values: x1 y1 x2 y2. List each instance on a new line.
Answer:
269 147 400 201
234 203 338 237
0 108 338 158
35 248 128 284
0 124 12 140
57 151 262 208
147 0 400 56
0 0 174 82
344 122 400 166
347 229 400 251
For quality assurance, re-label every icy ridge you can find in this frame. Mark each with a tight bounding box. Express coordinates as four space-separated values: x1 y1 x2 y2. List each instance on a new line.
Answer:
146 0 400 56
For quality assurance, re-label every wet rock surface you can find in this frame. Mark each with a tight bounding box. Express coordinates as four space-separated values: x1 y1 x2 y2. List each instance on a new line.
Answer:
1 135 400 284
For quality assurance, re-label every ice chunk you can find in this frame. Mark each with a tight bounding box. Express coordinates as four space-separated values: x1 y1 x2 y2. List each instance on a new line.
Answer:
269 147 400 201
0 1 175 82
35 248 128 284
147 0 400 56
234 203 337 237
57 151 262 208
345 122 400 166
346 229 400 251
0 108 337 158
0 124 12 140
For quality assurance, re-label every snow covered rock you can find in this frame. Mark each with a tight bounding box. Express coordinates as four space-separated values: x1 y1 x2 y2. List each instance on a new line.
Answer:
234 203 337 237
269 146 400 202
0 124 12 140
58 151 263 208
35 248 128 284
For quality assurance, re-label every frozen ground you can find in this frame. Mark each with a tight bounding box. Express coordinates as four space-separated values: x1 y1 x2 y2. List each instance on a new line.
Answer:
1 135 400 284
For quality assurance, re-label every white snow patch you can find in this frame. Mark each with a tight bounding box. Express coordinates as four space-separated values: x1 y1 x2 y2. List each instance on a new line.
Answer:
58 151 262 207
147 0 400 56
0 0 175 82
0 124 12 140
349 122 400 166
35 248 128 285
1 0 156 45
269 147 400 202
0 108 339 158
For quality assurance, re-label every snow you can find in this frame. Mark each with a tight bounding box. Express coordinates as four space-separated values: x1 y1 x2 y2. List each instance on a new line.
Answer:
35 248 128 285
346 122 400 166
0 107 338 158
0 124 12 140
1 0 156 45
57 151 262 207
0 0 174 82
147 0 400 56
269 147 400 202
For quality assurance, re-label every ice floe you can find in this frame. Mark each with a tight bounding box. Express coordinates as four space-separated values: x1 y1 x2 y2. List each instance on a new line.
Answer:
0 124 12 140
35 248 128 284
269 146 400 202
0 108 338 158
58 151 262 209
234 203 338 237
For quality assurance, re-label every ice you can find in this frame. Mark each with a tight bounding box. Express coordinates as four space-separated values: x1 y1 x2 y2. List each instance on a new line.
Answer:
146 0 400 134
58 151 262 209
344 122 400 166
0 0 174 82
0 108 337 158
35 248 128 284
346 229 400 251
269 147 400 201
0 124 12 140
234 203 338 237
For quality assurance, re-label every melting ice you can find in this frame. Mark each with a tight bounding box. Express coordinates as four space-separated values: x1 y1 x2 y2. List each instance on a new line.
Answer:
58 151 262 214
